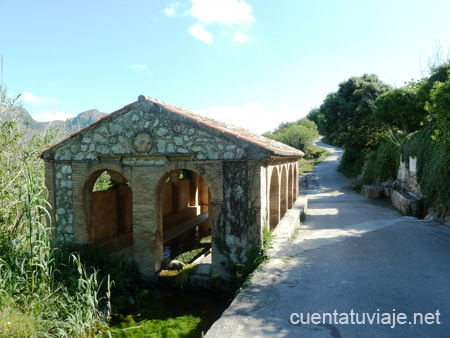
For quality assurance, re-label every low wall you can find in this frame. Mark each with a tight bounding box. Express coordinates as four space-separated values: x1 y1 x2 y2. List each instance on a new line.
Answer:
361 185 422 218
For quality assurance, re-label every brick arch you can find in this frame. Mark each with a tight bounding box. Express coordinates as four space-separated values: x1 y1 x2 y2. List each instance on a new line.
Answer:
280 165 288 219
152 164 221 272
153 162 221 205
77 162 132 195
293 163 298 198
269 167 280 230
288 163 294 208
76 164 133 248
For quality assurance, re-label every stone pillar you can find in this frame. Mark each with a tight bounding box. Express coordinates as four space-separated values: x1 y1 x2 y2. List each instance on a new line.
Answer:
131 167 158 278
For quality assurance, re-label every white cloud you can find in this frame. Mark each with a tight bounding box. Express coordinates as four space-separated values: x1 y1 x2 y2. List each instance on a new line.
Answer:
21 91 75 122
33 111 75 122
163 5 175 16
164 0 254 43
196 102 304 134
163 1 188 16
232 30 251 43
22 92 53 105
190 0 254 25
22 92 38 103
128 64 148 71
189 23 213 43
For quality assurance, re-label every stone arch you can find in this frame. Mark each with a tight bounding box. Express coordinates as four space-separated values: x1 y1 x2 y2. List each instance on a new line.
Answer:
153 165 220 271
280 165 288 219
269 167 280 230
79 165 133 252
288 163 294 208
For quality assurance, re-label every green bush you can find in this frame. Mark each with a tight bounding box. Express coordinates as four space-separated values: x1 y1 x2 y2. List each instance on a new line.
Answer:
270 125 318 155
264 118 319 156
374 86 428 133
361 139 402 184
338 147 365 178
308 145 328 160
427 70 450 152
402 130 450 211
298 146 329 175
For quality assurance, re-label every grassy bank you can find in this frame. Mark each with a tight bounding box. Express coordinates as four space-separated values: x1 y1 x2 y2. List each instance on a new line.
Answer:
106 289 230 338
0 106 113 336
298 144 329 175
0 108 246 338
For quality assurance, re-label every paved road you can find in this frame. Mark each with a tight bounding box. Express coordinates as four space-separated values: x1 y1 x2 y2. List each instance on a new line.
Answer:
206 142 450 338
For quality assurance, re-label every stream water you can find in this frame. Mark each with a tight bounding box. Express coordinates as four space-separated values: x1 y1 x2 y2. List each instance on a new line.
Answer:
108 287 231 337
163 222 211 260
109 223 222 337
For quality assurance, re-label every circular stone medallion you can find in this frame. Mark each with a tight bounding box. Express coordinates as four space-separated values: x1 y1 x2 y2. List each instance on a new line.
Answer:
132 131 153 153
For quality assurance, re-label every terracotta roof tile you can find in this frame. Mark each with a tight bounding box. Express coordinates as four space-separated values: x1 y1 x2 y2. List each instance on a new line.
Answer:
143 96 304 157
40 96 304 158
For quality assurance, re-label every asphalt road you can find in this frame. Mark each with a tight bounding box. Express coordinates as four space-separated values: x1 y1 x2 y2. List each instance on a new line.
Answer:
206 141 450 338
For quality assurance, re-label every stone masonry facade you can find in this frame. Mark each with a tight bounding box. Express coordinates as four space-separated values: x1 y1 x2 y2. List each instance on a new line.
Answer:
40 95 304 280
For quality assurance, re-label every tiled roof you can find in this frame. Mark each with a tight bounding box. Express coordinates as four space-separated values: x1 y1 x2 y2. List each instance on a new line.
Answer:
143 96 304 157
40 95 304 158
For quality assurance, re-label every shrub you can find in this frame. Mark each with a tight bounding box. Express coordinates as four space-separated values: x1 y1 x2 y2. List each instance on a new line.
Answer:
402 130 450 211
427 71 450 152
374 87 428 133
361 138 402 184
270 125 318 155
338 147 365 178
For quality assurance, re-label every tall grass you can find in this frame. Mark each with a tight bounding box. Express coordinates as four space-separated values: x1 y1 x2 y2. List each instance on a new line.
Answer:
0 92 111 337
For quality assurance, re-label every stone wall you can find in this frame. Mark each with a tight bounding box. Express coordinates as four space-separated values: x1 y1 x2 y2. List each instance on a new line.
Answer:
397 156 421 198
49 100 266 163
42 99 301 279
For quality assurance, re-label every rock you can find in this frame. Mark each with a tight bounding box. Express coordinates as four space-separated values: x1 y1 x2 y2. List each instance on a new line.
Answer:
361 185 385 199
161 259 185 271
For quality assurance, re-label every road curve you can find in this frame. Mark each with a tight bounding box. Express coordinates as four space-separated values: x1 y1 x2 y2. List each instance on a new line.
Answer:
206 141 450 338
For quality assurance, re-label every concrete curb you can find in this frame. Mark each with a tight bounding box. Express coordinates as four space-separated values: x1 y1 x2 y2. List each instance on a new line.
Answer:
204 196 308 338
269 197 308 258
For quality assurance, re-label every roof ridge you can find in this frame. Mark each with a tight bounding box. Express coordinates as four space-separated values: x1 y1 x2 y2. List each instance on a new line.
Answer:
40 95 304 158
143 96 303 157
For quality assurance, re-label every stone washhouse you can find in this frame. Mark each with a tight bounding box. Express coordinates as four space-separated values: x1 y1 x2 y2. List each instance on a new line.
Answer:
40 95 304 280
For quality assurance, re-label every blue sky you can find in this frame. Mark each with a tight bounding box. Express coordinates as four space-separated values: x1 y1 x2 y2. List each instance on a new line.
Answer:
2 0 450 133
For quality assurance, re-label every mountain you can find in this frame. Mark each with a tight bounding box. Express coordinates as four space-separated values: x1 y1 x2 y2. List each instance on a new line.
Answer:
0 106 107 138
47 109 108 135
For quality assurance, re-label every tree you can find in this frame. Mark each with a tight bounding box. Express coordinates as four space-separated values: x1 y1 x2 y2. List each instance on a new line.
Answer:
319 74 391 150
373 85 428 133
271 124 318 155
306 107 325 135
264 117 319 155
416 63 450 109
427 70 450 151
269 117 317 135
295 117 318 133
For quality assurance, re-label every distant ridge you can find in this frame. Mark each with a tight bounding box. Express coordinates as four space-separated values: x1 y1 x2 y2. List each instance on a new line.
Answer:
0 106 107 137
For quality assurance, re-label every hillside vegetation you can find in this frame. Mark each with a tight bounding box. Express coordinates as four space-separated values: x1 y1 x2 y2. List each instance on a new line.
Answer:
0 89 130 337
307 61 450 221
264 117 329 173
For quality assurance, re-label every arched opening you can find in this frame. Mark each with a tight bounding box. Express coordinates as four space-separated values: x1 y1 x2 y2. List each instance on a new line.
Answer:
85 170 133 254
269 168 280 230
280 166 288 219
158 169 212 267
293 164 298 199
288 164 293 208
